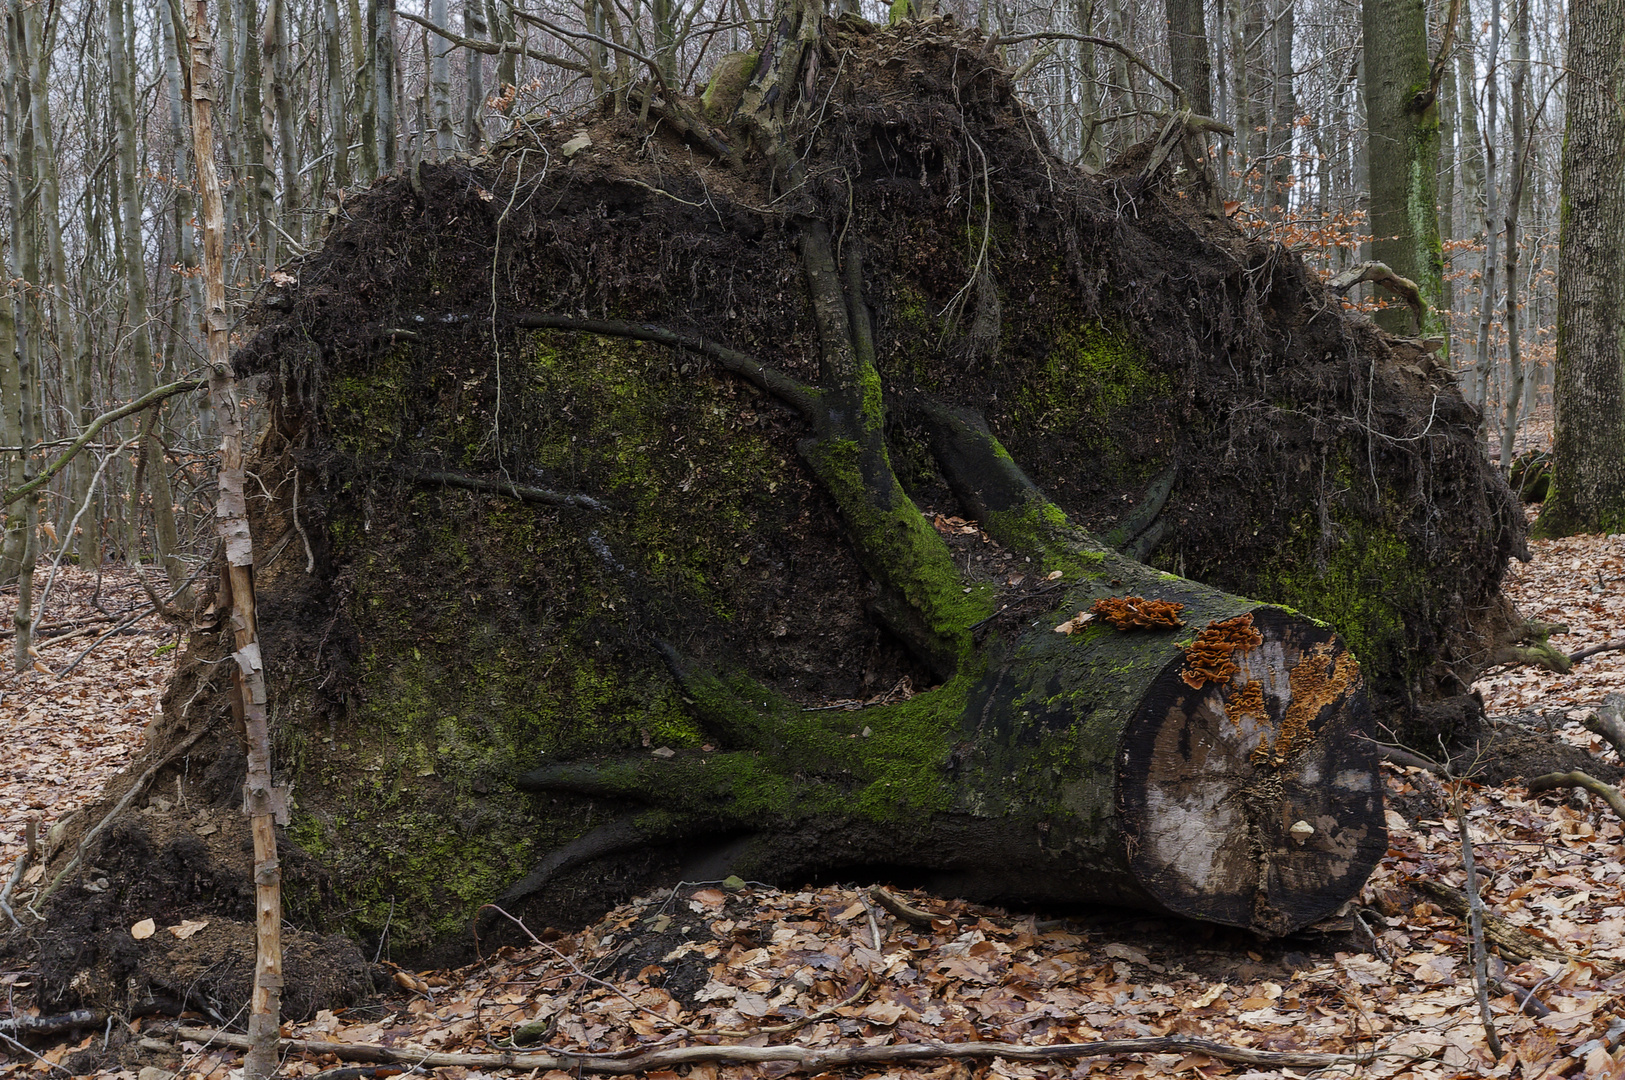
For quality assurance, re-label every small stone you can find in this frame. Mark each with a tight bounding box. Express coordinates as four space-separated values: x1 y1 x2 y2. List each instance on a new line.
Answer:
651 746 676 758
561 132 593 158
139 1068 177 1080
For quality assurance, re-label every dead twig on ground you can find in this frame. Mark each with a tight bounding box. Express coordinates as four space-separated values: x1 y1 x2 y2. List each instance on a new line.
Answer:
36 725 212 907
171 1025 1379 1073
1448 781 1502 1059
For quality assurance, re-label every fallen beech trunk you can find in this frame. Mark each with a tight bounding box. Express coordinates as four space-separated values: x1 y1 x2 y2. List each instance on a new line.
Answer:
510 392 1385 937
173 1025 1376 1073
517 586 1383 937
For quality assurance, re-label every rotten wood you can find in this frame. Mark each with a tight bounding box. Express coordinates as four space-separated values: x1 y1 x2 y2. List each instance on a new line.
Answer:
1414 878 1607 967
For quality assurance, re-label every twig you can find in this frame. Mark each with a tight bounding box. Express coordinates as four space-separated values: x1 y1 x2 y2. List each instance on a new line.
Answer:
400 467 605 511
0 1010 108 1038
1450 784 1502 1059
1494 978 1552 1017
172 1025 1378 1073
37 725 212 907
1569 639 1625 664
0 1030 72 1075
1 377 208 508
1350 907 1390 962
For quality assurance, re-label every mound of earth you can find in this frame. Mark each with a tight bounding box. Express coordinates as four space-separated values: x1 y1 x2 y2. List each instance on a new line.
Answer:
17 12 1526 1019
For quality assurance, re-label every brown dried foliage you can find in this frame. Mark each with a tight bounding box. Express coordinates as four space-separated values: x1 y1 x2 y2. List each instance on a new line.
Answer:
1180 613 1265 689
1090 596 1185 630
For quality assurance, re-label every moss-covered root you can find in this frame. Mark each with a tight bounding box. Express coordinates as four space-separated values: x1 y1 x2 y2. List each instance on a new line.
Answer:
906 397 1108 576
793 226 994 674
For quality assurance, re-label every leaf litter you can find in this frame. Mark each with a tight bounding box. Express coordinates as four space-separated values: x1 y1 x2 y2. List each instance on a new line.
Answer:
7 532 1625 1077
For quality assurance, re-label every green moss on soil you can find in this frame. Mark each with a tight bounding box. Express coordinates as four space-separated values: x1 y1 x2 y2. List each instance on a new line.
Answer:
1261 511 1421 685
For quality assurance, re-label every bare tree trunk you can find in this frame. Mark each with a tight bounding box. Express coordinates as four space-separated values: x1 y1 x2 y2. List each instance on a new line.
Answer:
1361 0 1445 336
4 0 41 662
1266 0 1296 215
185 3 281 1076
430 0 455 157
1164 0 1212 113
325 0 352 191
374 0 397 170
463 0 485 153
1473 0 1502 418
1498 0 1530 466
0 2 29 591
263 0 298 264
1532 0 1625 535
109 0 189 599
1436 5 1456 338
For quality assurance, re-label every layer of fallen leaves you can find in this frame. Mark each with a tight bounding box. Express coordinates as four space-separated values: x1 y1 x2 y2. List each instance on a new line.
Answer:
1475 514 1625 719
124 805 1625 1080
0 567 177 881
13 505 1625 1079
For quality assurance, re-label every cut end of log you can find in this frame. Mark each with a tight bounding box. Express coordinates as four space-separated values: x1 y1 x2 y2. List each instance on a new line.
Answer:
1119 608 1385 936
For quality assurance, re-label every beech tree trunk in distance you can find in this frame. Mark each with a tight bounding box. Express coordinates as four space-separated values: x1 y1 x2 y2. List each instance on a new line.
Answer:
1533 0 1625 537
1360 0 1445 336
31 16 1524 1015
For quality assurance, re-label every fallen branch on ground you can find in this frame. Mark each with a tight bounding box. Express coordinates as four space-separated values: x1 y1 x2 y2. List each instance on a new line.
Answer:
0 614 118 639
868 885 941 928
1568 640 1625 664
173 1025 1377 1073
0 1011 108 1038
1582 695 1625 758
1528 770 1625 822
1415 878 1607 968
37 726 213 907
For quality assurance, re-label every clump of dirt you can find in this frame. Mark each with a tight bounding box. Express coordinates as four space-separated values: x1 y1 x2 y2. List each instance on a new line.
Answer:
1451 722 1625 786
23 789 378 1021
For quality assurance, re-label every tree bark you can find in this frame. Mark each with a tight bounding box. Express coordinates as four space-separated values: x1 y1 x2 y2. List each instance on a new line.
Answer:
1498 0 1529 467
109 0 189 601
186 1 281 1074
1360 0 1444 336
1163 0 1211 114
1532 0 1625 535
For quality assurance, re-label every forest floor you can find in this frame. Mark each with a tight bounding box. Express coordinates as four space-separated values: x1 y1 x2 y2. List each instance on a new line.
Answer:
5 512 1625 1079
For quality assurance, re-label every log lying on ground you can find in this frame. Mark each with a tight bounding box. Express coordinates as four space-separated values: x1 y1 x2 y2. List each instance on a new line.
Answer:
516 543 1383 937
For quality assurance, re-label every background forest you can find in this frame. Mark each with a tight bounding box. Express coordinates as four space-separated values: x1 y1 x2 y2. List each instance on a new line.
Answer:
0 0 1572 620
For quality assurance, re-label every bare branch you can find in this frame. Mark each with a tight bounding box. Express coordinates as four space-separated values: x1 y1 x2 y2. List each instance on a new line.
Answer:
2 377 207 508
395 9 588 74
173 1025 1377 1073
